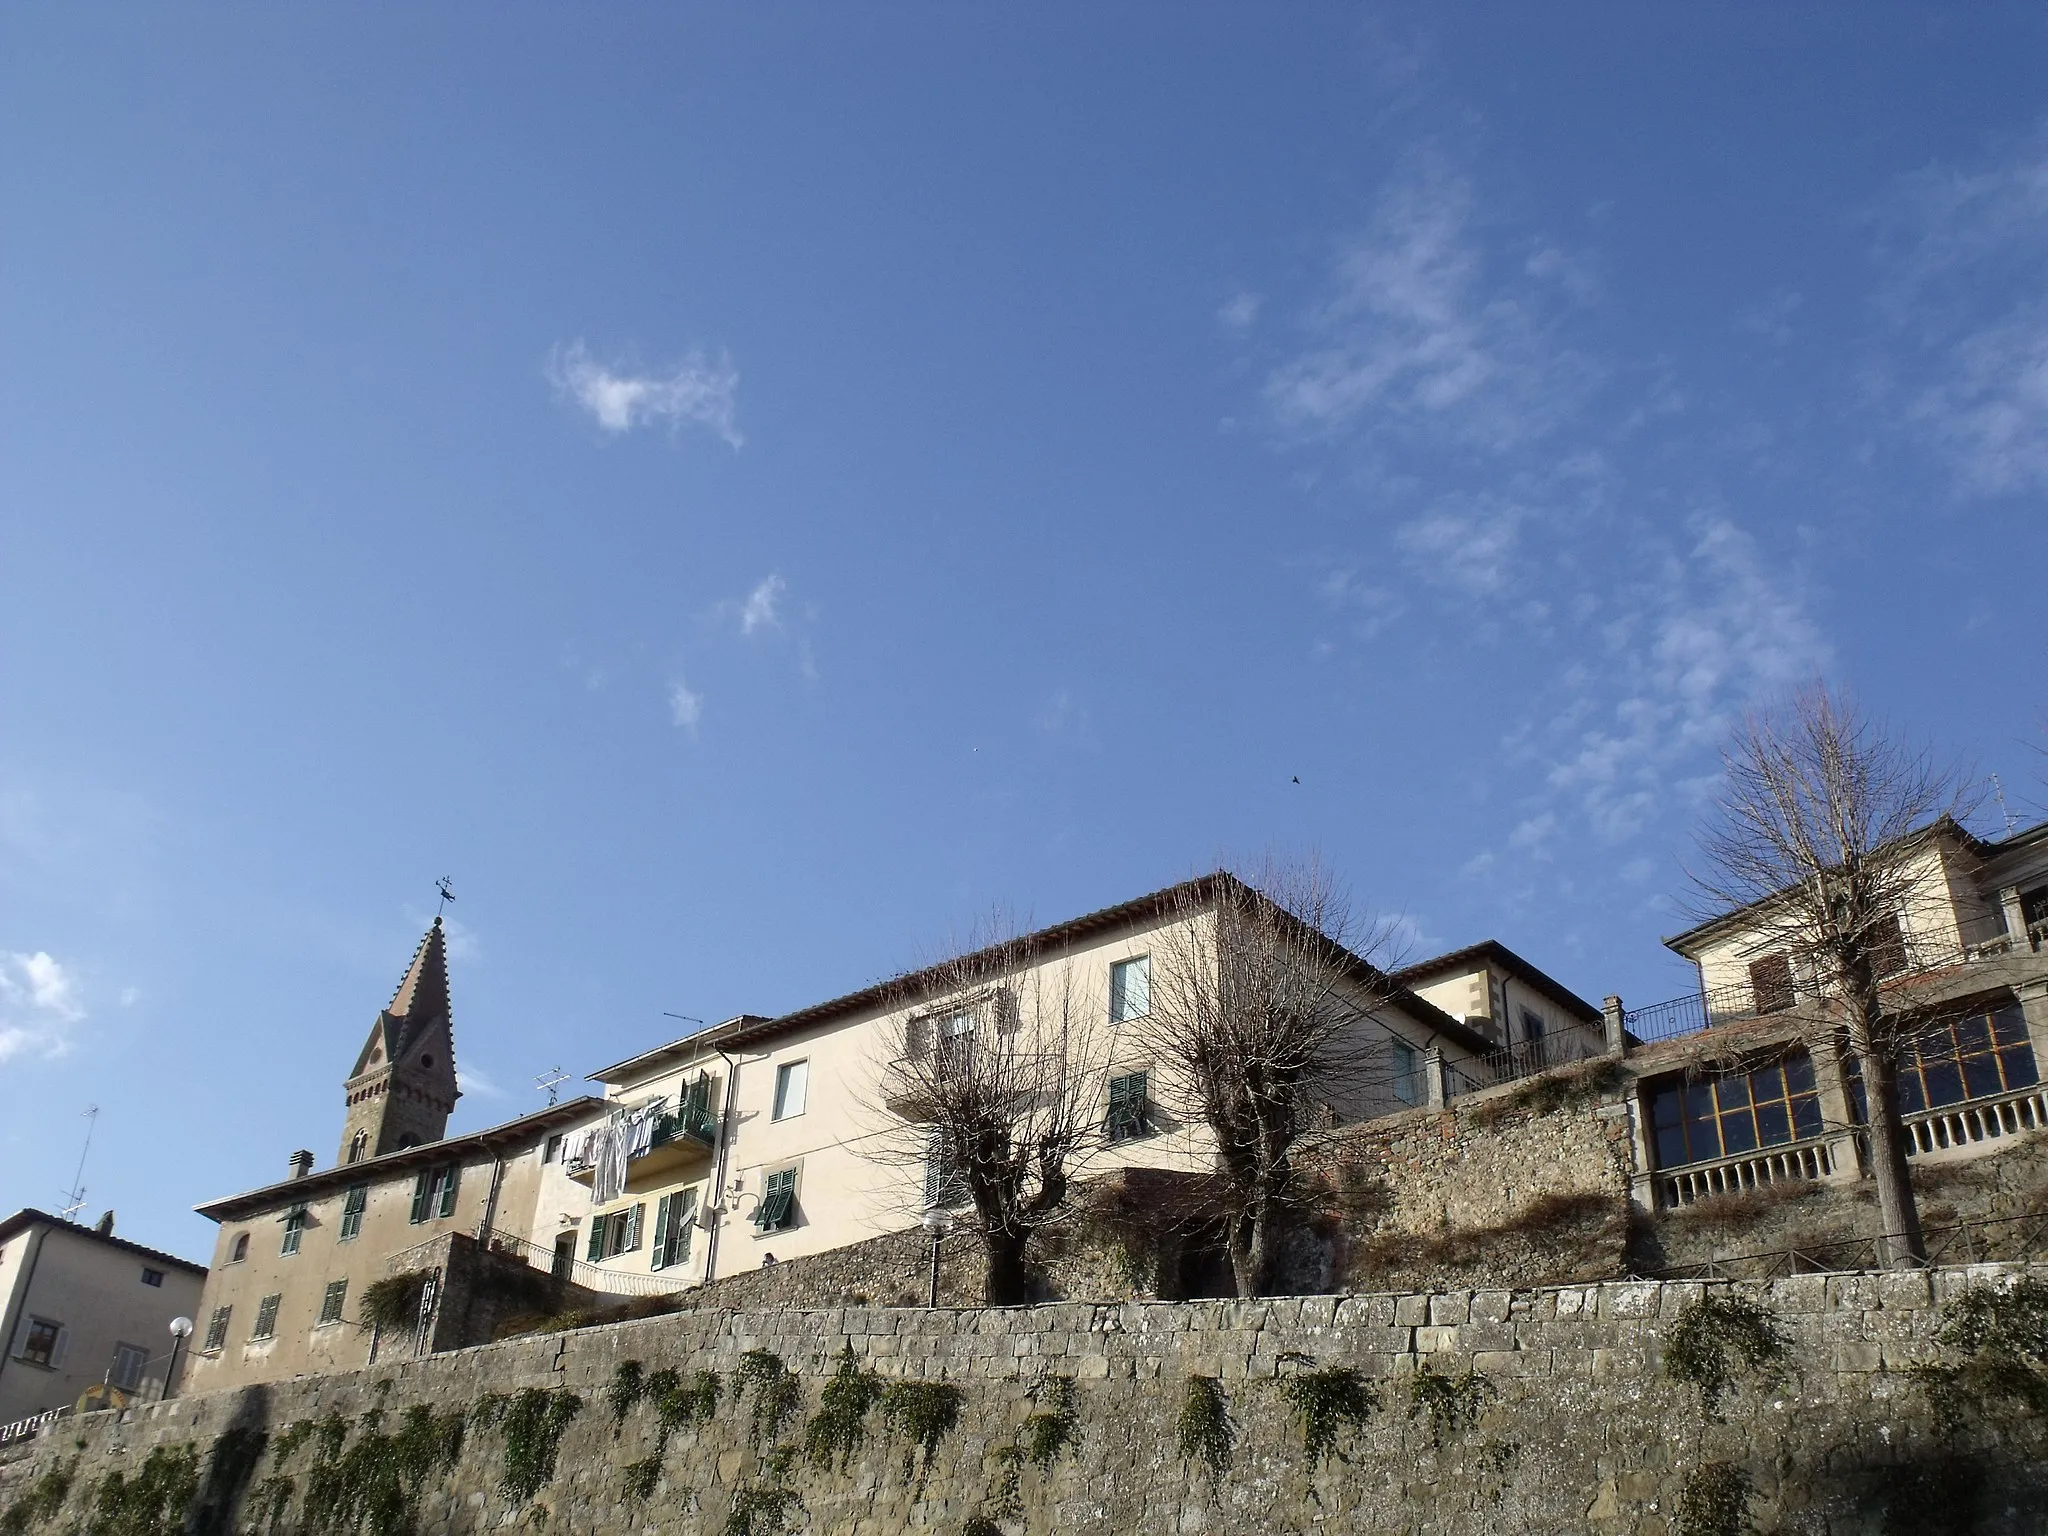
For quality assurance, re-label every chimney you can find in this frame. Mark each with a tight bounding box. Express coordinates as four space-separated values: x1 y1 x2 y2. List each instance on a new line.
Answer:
289 1149 315 1180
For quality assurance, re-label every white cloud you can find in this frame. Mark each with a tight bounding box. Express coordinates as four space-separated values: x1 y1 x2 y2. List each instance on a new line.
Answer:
456 1063 505 1099
1506 811 1558 853
1874 131 2048 494
1263 159 1591 451
1394 498 1523 595
738 574 785 636
668 677 703 732
548 340 743 447
1217 291 1262 333
0 951 85 1063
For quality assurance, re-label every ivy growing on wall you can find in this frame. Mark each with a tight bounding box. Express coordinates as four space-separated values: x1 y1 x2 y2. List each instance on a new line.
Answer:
1177 1375 1233 1475
608 1360 647 1430
85 1444 199 1536
1279 1361 1379 1468
471 1387 583 1504
648 1366 722 1450
736 1350 803 1449
803 1345 885 1472
0 1459 73 1536
1022 1375 1080 1470
293 1402 467 1536
1663 1293 1788 1421
1915 1278 2048 1419
880 1381 963 1489
357 1272 431 1336
1405 1365 1493 1448
1674 1461 1753 1536
723 1445 803 1536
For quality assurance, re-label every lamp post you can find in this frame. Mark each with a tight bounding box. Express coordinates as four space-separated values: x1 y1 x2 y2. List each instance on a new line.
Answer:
162 1317 194 1402
919 1205 955 1308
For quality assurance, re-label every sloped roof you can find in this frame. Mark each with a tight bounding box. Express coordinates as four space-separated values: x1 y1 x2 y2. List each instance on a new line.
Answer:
1392 939 1603 1024
0 1209 207 1275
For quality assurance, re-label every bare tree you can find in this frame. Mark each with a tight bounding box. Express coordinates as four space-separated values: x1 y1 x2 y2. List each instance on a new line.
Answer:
1129 857 1406 1299
1688 683 1976 1269
866 920 1113 1306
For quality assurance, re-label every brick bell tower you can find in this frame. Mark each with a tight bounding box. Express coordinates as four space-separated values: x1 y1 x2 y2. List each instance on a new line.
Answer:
338 917 461 1164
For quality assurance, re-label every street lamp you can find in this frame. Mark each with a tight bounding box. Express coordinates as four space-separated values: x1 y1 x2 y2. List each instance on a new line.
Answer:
163 1317 194 1402
919 1205 955 1308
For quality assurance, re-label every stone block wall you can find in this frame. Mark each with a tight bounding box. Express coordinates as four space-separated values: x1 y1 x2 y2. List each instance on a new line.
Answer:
6 1264 2047 1534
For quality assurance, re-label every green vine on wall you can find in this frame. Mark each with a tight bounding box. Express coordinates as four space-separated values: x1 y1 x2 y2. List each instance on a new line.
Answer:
1915 1277 2048 1420
1022 1375 1080 1470
1406 1365 1493 1448
736 1350 803 1449
1177 1375 1233 1476
621 1455 663 1501
358 1272 431 1336
723 1446 803 1536
803 1345 885 1472
607 1360 647 1430
86 1444 199 1536
1664 1293 1789 1421
292 1402 467 1536
879 1380 963 1488
246 1474 294 1534
0 1459 74 1536
1279 1362 1380 1468
270 1421 315 1463
474 1387 583 1504
1674 1461 1753 1536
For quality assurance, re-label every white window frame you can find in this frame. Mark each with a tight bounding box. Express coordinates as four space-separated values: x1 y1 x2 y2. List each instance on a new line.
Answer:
1110 956 1151 1024
772 1060 810 1121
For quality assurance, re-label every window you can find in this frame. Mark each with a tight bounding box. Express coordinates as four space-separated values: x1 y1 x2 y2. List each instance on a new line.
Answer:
1749 953 1795 1014
251 1294 282 1341
110 1343 150 1392
17 1319 62 1368
543 1134 564 1164
1390 1039 1421 1106
1110 957 1151 1023
585 1205 644 1261
1868 1002 2040 1116
923 1133 969 1209
140 1268 164 1288
1868 913 1909 979
756 1169 798 1232
203 1307 232 1353
318 1280 348 1326
1646 1051 1824 1170
281 1207 308 1256
229 1233 250 1264
773 1060 809 1121
1106 1072 1152 1142
347 1131 369 1165
909 1006 977 1060
339 1184 367 1241
652 1189 698 1271
409 1164 460 1224
1520 1008 1546 1043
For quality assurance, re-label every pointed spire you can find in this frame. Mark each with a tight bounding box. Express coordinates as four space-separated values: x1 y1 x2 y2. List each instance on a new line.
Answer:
385 916 451 1030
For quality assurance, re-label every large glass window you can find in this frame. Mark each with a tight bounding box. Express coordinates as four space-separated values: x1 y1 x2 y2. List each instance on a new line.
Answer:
772 1061 809 1121
1889 1002 2038 1115
1647 1051 1824 1170
1110 957 1152 1023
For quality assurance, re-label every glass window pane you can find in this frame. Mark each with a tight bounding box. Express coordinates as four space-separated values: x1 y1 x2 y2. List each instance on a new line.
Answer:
1955 1016 1992 1056
1719 1106 1758 1155
2000 1045 2040 1090
1964 1052 2005 1099
1755 1100 1791 1146
1791 1093 1824 1140
1894 1067 1924 1116
1990 1005 2030 1049
1751 1064 1785 1103
1656 1124 1690 1168
1920 1058 1965 1109
1785 1053 1816 1094
1714 1075 1754 1113
1648 1086 1681 1129
1684 1083 1720 1158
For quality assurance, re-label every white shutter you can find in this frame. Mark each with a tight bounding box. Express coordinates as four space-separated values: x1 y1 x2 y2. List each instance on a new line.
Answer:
50 1326 68 1369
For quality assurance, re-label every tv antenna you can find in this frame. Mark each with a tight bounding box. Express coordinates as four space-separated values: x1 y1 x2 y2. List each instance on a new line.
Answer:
60 1106 98 1223
534 1067 570 1106
435 876 456 919
1990 774 2019 836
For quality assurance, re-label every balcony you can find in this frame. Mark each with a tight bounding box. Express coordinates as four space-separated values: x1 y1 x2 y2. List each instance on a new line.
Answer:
566 1103 718 1188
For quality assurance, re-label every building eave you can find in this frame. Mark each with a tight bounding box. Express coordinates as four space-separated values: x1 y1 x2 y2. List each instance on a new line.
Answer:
0 1208 209 1276
1392 939 1604 1024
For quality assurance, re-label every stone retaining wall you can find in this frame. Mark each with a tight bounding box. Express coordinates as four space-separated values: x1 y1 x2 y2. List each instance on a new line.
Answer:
6 1265 2047 1534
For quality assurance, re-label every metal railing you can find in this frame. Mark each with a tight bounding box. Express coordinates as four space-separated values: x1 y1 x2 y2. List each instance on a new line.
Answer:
1646 1210 2048 1281
0 1408 67 1448
383 1227 689 1299
1621 931 2029 1047
1464 1030 1604 1088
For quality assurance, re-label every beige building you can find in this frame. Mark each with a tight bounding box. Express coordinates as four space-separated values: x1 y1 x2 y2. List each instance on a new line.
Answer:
182 918 607 1395
1394 940 1608 1076
0 1210 205 1429
1620 816 2048 1210
562 875 1601 1294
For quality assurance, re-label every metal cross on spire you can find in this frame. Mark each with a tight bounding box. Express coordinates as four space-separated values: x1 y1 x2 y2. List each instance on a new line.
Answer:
435 876 456 919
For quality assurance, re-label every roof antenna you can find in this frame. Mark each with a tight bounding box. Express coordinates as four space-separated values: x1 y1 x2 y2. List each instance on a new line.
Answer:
60 1105 98 1223
534 1067 569 1106
435 876 456 920
1990 775 2019 837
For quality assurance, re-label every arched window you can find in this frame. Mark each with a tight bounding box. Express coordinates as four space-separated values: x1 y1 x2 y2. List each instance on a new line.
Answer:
347 1131 369 1164
229 1232 249 1263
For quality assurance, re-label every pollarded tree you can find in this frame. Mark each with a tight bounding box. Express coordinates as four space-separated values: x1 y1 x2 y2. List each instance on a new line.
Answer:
1128 857 1407 1299
1687 683 1977 1268
866 919 1114 1306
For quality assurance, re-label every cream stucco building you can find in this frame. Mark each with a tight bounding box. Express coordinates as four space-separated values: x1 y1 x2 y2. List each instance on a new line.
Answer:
0 1209 205 1428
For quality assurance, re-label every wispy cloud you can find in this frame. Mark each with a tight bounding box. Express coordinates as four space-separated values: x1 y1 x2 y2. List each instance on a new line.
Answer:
457 1063 505 1099
1263 158 1592 452
736 574 785 636
668 677 703 732
1217 291 1262 334
549 340 743 447
1394 496 1524 595
1873 129 2048 495
0 951 85 1063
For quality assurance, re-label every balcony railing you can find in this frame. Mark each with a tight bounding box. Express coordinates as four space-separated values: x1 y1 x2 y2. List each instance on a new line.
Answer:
1900 1082 2048 1160
1654 1135 1843 1210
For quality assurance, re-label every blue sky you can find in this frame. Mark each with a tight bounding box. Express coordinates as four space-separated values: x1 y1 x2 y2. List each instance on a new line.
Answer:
4 6 2045 1263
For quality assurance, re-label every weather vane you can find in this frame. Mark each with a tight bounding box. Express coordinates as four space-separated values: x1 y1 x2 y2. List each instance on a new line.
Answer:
435 876 456 918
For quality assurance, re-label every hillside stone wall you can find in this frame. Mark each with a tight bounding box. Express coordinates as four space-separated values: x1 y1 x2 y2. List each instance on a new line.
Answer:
7 1264 2048 1534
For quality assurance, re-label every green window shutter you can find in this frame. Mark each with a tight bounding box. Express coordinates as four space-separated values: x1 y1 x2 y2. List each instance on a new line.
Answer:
438 1164 461 1219
628 1203 646 1251
409 1172 430 1224
586 1219 605 1263
756 1170 796 1231
671 1189 697 1266
685 1073 712 1122
319 1280 348 1324
650 1196 672 1271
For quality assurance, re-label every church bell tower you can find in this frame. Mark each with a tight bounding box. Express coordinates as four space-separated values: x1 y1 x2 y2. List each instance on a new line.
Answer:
338 917 461 1163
